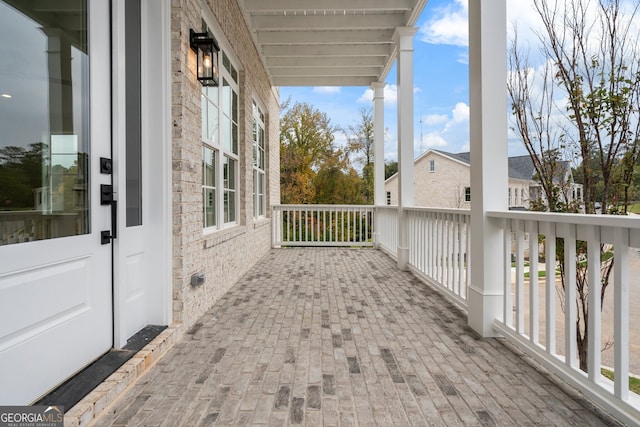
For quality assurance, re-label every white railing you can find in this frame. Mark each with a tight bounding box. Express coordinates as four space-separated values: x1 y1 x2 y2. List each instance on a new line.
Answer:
407 207 471 306
272 204 374 247
272 203 639 422
376 206 398 256
489 210 640 423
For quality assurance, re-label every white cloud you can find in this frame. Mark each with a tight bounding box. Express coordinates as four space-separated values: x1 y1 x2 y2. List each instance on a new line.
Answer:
419 0 468 47
450 102 469 123
416 102 470 154
423 114 448 126
358 84 398 106
313 86 341 94
422 132 448 148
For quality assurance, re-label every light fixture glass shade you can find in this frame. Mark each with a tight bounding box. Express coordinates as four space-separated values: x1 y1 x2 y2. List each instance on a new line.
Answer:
190 30 219 87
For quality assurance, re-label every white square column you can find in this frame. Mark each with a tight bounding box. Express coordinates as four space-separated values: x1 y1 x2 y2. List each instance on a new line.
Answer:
468 0 508 336
395 27 417 270
372 81 385 246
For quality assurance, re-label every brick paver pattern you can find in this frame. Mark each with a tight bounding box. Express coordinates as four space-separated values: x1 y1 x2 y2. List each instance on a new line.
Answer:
94 248 614 426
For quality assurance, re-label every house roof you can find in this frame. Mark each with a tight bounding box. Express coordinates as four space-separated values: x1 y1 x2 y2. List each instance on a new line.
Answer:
385 149 565 183
430 150 572 183
237 0 427 86
432 150 536 181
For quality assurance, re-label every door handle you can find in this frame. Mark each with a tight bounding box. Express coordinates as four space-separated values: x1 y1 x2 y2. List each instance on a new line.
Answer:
101 184 118 244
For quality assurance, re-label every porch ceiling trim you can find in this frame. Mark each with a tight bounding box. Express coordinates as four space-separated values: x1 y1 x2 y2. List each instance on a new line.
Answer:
238 0 427 87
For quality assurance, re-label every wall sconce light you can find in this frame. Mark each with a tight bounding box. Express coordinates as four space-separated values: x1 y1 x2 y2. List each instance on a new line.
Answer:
190 29 219 87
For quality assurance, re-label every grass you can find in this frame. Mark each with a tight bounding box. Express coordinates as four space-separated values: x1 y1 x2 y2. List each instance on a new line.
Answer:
601 368 640 394
523 269 561 279
628 202 640 214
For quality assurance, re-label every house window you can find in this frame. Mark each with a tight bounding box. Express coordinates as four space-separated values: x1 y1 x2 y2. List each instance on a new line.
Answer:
202 47 239 230
464 187 471 202
386 191 391 205
429 159 435 172
253 101 265 218
508 188 512 206
514 188 519 206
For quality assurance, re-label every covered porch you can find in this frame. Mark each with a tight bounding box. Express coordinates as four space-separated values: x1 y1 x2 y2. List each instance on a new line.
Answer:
59 0 639 424
90 248 614 426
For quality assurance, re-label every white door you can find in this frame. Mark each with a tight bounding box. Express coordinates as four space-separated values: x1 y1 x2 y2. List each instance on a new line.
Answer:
111 0 172 347
0 0 113 404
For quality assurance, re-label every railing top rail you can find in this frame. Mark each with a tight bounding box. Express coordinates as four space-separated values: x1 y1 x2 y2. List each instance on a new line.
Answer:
273 204 374 209
405 206 471 215
488 210 640 229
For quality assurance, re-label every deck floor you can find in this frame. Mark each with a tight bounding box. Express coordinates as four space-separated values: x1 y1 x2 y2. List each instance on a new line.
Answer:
93 248 618 426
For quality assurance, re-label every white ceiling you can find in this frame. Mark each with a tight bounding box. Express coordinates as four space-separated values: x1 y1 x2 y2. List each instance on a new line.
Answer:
238 0 427 87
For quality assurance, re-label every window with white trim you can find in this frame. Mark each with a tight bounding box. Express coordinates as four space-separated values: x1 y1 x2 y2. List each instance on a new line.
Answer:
202 48 239 230
464 187 471 202
429 159 435 172
253 101 265 218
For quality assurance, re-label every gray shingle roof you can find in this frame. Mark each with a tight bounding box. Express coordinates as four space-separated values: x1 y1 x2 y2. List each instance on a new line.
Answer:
433 150 547 181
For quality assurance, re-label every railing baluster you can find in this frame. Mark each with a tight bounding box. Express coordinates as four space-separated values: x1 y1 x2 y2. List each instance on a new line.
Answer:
504 218 513 328
516 220 525 334
544 221 556 354
562 223 577 368
585 224 601 382
528 220 539 345
613 226 629 400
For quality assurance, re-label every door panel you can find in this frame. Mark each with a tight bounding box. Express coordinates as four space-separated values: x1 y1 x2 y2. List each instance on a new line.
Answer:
0 0 112 404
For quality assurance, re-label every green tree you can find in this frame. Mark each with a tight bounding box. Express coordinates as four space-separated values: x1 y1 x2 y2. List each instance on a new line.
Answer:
508 0 640 372
280 101 338 204
345 108 374 203
0 143 47 209
385 161 398 180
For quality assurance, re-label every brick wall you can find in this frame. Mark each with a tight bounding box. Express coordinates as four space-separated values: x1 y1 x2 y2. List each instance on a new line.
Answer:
171 0 279 327
385 152 471 208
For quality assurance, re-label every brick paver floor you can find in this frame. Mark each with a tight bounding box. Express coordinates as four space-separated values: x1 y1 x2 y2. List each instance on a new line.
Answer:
93 248 618 426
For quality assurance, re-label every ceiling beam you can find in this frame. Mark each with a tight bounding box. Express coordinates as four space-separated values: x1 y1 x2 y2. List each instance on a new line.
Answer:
266 56 387 68
257 29 394 45
273 76 378 86
262 44 391 57
251 14 405 31
270 66 382 77
243 0 414 13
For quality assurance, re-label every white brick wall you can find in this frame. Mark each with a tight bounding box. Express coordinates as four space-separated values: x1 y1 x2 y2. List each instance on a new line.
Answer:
385 151 533 209
171 0 279 327
385 152 471 208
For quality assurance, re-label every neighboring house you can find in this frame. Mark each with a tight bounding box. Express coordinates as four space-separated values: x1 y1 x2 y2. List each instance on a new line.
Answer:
384 149 582 209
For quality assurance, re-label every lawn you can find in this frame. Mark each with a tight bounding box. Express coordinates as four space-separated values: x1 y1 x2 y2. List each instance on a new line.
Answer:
628 202 640 214
601 368 640 394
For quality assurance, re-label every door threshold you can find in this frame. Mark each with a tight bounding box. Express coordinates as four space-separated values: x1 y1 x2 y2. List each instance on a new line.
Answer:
35 325 167 410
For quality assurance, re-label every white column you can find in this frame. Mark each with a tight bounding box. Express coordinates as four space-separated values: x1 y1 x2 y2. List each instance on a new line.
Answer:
394 27 417 270
372 81 385 246
468 0 508 337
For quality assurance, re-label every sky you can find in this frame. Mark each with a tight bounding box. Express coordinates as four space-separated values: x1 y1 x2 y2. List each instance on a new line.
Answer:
278 0 549 165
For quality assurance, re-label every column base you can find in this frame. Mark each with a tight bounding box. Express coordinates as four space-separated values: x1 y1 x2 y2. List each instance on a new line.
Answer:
397 246 409 271
467 285 503 337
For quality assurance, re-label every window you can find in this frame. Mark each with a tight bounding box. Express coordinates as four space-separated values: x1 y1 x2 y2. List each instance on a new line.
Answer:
253 101 265 218
429 159 435 172
464 187 471 202
508 188 511 206
201 45 239 230
386 191 391 205
0 1 90 245
514 188 519 206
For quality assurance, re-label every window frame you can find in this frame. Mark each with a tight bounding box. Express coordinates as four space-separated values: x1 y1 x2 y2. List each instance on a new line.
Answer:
201 42 240 232
252 100 266 219
429 159 435 172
